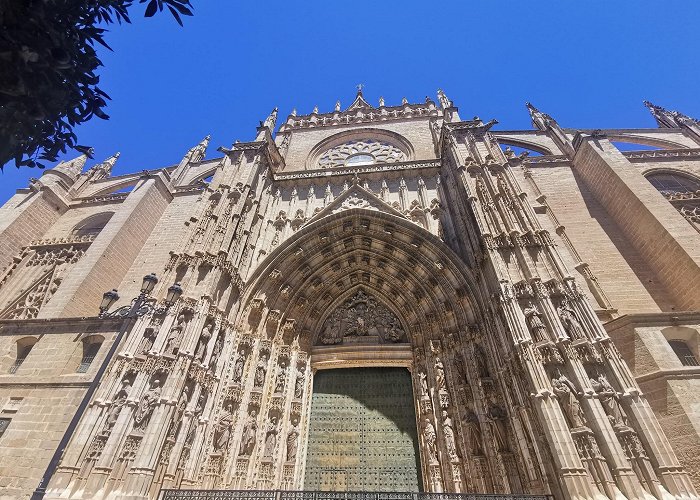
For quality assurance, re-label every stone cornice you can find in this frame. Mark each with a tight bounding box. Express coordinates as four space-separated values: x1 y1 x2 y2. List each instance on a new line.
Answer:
622 148 700 161
272 159 441 181
603 311 700 333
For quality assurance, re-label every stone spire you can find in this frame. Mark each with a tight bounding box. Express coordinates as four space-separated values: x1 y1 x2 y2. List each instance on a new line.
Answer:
89 152 119 178
263 108 278 131
525 102 574 156
52 153 89 181
437 89 459 122
172 135 211 185
525 102 554 131
437 89 453 110
644 101 700 144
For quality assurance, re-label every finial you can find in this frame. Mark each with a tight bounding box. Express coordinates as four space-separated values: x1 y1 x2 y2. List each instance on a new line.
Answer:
437 89 452 109
263 107 278 130
335 100 341 112
356 83 364 95
379 96 385 107
353 172 360 185
291 108 297 117
402 97 408 105
312 105 319 114
525 102 553 130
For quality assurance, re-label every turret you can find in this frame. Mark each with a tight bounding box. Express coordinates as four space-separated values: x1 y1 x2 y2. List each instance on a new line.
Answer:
643 100 700 144
525 102 574 156
171 135 210 185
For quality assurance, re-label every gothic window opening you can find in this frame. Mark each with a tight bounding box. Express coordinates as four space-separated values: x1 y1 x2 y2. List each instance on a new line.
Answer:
9 337 37 374
646 171 700 228
0 418 10 440
668 339 699 367
318 139 407 169
71 211 115 238
77 335 104 373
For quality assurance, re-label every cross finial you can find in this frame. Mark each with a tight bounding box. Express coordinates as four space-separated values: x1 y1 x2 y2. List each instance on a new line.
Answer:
356 83 364 94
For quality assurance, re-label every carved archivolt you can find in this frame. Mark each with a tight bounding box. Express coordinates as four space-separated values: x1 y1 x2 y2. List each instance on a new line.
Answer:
317 139 407 168
317 290 407 345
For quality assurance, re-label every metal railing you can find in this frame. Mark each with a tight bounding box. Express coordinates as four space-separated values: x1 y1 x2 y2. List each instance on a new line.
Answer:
160 490 553 500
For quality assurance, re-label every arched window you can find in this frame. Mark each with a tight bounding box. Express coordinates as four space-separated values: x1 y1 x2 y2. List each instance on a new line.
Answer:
77 335 104 373
668 340 699 366
646 171 700 229
9 337 38 374
71 212 114 238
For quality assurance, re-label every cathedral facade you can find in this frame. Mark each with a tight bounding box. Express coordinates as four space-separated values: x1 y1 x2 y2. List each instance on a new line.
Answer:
0 90 699 500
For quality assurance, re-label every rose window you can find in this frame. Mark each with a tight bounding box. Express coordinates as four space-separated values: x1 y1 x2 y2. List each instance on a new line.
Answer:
317 139 406 168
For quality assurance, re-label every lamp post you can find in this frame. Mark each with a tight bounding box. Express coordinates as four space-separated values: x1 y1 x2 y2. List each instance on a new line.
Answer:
33 274 183 499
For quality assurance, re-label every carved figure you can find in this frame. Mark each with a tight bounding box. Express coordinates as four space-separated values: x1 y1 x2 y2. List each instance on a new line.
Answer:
254 352 268 388
286 426 299 462
475 345 489 378
133 378 162 432
557 298 585 340
274 366 286 394
209 333 224 370
552 374 586 428
423 418 438 464
164 313 187 355
104 379 130 433
294 367 304 399
196 390 208 414
590 373 627 427
239 410 258 456
465 410 484 455
263 416 278 458
488 404 509 451
442 410 459 461
213 403 233 452
168 385 190 438
434 357 447 394
195 323 213 362
233 352 246 382
419 371 428 398
523 302 548 342
138 328 157 354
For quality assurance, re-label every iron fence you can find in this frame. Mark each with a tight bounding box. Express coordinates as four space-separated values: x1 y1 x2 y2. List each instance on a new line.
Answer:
160 490 553 500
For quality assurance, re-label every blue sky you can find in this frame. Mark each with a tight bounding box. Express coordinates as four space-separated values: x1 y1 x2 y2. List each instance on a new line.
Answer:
3 1 699 199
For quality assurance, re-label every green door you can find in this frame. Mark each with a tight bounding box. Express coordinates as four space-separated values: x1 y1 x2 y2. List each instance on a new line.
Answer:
304 367 422 492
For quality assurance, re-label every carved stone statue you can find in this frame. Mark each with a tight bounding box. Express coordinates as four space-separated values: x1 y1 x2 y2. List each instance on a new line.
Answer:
552 374 586 428
263 415 278 458
138 328 157 354
195 323 213 362
488 404 509 452
212 403 233 452
557 298 585 340
590 373 627 427
434 357 447 394
164 313 187 355
294 367 304 399
442 410 459 461
475 345 489 378
465 410 484 455
168 385 190 438
419 371 428 398
239 410 258 456
133 378 162 432
523 302 548 343
195 390 208 414
103 379 130 434
423 418 438 464
274 366 286 394
233 352 246 383
286 426 299 462
209 333 224 370
254 352 268 388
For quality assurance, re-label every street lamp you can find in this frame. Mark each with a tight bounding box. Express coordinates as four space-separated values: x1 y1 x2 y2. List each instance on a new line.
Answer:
99 289 120 316
141 272 158 294
165 282 183 305
98 273 182 319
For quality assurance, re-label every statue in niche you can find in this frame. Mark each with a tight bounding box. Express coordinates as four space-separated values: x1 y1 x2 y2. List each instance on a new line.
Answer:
294 366 304 399
103 378 131 434
274 365 286 394
552 373 586 428
133 378 162 433
168 385 191 438
488 404 509 452
523 302 548 343
254 352 268 388
233 352 246 383
213 403 234 452
138 328 157 354
418 371 429 399
464 410 484 455
557 298 585 340
209 333 224 370
423 418 438 464
434 357 447 394
239 409 258 456
286 425 299 462
164 312 188 355
196 390 208 414
474 345 489 378
590 373 627 427
195 323 213 362
263 415 278 458
442 410 459 461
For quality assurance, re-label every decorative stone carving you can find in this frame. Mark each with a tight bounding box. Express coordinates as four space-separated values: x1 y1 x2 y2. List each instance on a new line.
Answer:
167 385 190 439
274 365 286 394
434 357 447 395
552 373 586 428
239 409 258 456
233 350 247 383
318 290 406 345
208 332 224 370
418 370 429 399
318 139 407 169
441 410 459 462
195 322 214 362
488 404 509 452
293 366 304 399
464 410 484 456
523 302 548 342
254 352 269 388
286 425 299 462
133 378 162 433
103 378 130 434
164 312 188 355
138 328 157 354
590 373 627 427
423 417 439 464
212 403 234 452
263 415 278 459
557 298 585 340
474 345 490 378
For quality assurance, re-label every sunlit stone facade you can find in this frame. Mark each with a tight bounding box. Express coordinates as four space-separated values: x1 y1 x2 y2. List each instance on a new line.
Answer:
0 91 699 500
